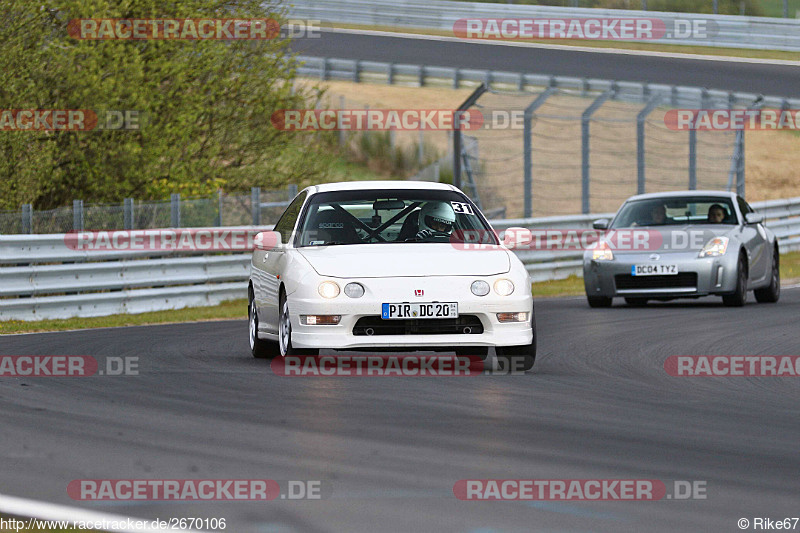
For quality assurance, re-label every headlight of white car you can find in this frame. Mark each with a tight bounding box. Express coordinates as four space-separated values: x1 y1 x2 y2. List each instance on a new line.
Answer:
344 282 365 298
698 236 729 258
318 281 341 299
493 279 515 296
471 280 490 296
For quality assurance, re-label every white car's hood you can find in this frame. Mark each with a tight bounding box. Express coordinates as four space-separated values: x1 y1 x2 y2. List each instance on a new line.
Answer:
297 243 511 278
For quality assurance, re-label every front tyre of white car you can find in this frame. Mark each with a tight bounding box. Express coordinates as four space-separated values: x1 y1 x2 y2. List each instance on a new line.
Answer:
279 293 319 357
249 294 280 359
494 308 536 372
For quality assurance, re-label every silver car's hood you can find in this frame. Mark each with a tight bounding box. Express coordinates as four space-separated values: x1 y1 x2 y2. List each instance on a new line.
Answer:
610 225 736 255
297 243 511 277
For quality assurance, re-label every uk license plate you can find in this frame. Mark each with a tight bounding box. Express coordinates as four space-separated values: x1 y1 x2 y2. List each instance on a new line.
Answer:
632 264 678 276
381 302 458 319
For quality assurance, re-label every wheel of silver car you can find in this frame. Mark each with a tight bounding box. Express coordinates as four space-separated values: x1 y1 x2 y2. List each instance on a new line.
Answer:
587 295 612 308
722 253 747 307
249 292 279 359
279 293 318 357
754 247 780 304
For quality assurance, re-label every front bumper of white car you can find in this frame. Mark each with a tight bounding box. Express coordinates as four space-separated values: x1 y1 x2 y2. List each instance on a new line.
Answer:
287 275 534 350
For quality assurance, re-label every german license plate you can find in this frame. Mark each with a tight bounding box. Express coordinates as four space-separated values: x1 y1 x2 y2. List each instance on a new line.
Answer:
632 264 678 276
381 302 458 319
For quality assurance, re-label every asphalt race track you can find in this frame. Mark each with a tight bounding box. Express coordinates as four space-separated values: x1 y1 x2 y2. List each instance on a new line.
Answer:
1 289 799 532
291 30 800 98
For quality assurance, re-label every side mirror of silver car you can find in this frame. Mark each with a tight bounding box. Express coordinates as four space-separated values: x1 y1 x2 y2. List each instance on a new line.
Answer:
592 219 609 230
745 213 764 225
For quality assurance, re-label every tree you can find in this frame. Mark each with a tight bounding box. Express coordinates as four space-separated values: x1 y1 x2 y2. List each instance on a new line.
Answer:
0 0 326 210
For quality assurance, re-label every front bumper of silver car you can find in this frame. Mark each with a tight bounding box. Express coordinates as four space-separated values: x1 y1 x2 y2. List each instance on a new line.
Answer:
582 251 741 298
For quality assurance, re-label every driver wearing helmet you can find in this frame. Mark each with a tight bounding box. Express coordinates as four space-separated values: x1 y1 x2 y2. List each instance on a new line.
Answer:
415 201 456 240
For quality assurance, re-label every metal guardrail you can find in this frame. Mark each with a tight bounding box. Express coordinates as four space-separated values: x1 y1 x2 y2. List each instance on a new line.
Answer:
1 198 798 321
296 55 800 110
0 227 268 322
289 0 800 52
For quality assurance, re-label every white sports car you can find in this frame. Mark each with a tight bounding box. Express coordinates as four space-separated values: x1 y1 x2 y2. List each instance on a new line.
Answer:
248 181 536 370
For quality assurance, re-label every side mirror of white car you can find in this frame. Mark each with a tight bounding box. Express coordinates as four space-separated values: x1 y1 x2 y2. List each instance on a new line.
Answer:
253 231 283 251
502 227 531 249
745 213 764 225
592 219 609 230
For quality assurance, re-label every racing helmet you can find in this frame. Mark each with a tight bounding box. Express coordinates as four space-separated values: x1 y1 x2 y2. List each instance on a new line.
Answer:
418 201 456 234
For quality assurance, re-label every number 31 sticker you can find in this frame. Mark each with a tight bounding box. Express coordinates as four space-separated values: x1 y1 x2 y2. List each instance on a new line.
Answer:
451 202 475 215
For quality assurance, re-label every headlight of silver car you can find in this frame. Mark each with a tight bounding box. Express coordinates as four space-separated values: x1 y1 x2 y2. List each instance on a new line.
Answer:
591 241 614 261
698 237 729 258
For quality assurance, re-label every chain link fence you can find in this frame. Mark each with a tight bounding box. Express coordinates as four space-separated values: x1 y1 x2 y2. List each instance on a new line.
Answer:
463 86 739 218
0 186 297 235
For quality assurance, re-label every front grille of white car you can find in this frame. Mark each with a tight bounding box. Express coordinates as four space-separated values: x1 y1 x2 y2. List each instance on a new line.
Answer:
353 316 484 336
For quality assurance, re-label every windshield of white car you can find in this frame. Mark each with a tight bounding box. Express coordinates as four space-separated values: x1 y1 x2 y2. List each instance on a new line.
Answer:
295 190 497 247
610 197 739 228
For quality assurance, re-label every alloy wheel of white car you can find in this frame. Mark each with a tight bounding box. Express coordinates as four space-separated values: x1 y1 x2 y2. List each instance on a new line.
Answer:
279 298 291 356
249 300 257 351
249 293 279 359
278 295 318 357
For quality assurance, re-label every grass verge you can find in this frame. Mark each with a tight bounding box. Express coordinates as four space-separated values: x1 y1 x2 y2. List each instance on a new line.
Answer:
0 252 797 334
0 299 248 335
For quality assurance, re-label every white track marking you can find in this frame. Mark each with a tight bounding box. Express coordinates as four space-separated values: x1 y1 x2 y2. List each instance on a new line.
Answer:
0 492 203 532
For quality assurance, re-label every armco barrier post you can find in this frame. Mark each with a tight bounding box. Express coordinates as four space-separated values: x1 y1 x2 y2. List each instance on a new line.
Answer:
171 193 180 228
252 187 261 226
217 190 223 227
73 200 84 231
21 204 33 234
123 198 134 230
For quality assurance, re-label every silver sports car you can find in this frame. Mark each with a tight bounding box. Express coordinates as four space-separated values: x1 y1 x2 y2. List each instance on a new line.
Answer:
583 191 780 307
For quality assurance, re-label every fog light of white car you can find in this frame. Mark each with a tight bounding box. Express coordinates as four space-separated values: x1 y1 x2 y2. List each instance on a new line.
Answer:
471 280 490 296
344 282 365 298
698 236 729 258
591 241 614 261
301 315 341 325
494 279 515 296
497 312 528 323
318 281 340 299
